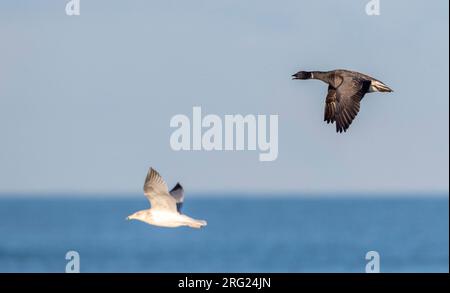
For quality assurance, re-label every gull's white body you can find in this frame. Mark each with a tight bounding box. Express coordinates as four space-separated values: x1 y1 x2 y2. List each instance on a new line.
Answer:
130 210 206 228
127 168 207 229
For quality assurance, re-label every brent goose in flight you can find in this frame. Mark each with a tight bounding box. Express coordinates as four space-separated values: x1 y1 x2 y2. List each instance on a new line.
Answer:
126 167 207 229
292 69 393 133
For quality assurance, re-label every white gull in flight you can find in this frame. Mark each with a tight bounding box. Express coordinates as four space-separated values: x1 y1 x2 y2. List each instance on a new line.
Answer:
126 167 207 229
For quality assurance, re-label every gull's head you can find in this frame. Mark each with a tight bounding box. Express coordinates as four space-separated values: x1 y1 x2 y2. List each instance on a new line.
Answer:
125 212 142 221
126 211 148 221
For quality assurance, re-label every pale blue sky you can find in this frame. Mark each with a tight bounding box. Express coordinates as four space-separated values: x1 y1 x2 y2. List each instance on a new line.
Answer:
0 0 448 195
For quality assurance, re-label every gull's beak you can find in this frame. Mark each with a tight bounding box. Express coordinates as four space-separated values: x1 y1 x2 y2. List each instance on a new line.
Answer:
126 216 130 220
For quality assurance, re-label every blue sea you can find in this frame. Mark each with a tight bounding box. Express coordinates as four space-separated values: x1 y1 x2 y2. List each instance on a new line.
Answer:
0 196 448 272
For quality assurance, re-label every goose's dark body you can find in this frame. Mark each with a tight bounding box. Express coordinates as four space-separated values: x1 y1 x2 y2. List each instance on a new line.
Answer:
292 69 393 133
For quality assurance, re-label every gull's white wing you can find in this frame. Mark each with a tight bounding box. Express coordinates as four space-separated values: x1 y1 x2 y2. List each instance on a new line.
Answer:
143 168 178 212
169 183 184 212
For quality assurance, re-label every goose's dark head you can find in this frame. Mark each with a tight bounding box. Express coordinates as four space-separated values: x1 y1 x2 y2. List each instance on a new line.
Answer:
292 71 312 80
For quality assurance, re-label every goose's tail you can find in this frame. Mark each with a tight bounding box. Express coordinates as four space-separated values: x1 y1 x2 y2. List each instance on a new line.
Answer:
370 80 393 92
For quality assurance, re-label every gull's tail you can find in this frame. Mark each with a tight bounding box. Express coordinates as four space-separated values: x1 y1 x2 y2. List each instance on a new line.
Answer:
186 219 207 229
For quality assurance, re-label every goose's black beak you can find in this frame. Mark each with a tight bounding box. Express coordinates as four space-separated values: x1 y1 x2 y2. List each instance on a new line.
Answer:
292 73 299 80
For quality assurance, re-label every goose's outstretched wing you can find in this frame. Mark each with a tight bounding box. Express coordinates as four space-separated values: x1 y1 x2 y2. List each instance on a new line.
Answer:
169 183 184 212
143 168 178 212
333 78 371 133
324 86 337 124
